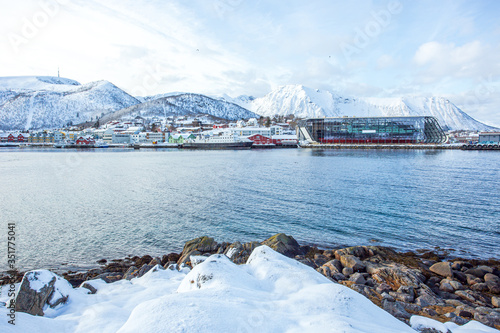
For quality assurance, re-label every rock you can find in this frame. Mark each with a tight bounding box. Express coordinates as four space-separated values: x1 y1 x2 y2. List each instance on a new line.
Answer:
365 278 376 287
416 285 444 307
429 262 453 278
445 299 465 307
136 264 154 278
487 281 500 294
397 286 415 299
331 273 347 282
471 282 489 292
178 236 218 265
376 283 392 294
426 276 441 287
477 265 494 274
135 255 153 267
465 268 485 279
453 271 467 283
80 282 97 294
451 262 462 270
148 257 162 266
444 312 456 318
296 258 317 269
493 296 500 308
423 308 437 316
342 267 354 277
485 273 500 284
324 259 343 274
190 255 208 267
261 233 302 257
370 263 425 291
451 316 469 325
323 250 334 259
382 299 411 319
319 265 331 277
389 291 413 303
349 272 366 285
439 282 454 293
466 274 482 286
456 309 473 318
15 270 72 316
338 255 365 272
166 253 180 263
96 259 107 265
381 292 395 302
123 266 139 280
93 272 123 283
455 290 477 303
314 254 328 266
449 280 464 290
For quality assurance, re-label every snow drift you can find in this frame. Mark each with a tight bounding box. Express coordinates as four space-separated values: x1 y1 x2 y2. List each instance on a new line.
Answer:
1 246 497 333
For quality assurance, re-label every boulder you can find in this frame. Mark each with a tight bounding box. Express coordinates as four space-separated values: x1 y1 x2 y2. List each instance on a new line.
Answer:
324 259 343 274
382 299 411 319
80 282 97 294
449 280 464 291
485 273 500 284
370 263 425 291
492 296 500 308
148 257 162 266
261 233 302 257
338 255 365 272
123 266 139 280
15 270 72 316
439 282 454 293
342 267 354 277
486 281 500 294
429 262 453 278
465 268 485 279
349 272 366 285
471 282 489 292
93 272 123 283
177 236 218 265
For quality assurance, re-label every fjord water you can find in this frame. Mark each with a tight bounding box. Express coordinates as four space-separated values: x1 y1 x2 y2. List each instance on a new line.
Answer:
0 148 499 272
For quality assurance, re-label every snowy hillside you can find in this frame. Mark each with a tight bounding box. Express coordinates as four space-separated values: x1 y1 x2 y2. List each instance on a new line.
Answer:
101 93 257 123
0 77 140 130
228 85 496 131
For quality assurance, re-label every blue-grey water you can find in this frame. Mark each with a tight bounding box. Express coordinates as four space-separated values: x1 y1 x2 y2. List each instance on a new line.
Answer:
0 148 499 272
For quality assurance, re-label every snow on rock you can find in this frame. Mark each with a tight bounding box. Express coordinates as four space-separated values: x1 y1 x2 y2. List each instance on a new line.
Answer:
119 246 414 333
410 315 499 333
233 84 496 131
0 77 140 130
1 247 497 332
14 270 76 316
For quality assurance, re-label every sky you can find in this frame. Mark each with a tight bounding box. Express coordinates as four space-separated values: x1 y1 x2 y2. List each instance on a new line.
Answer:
1 0 499 126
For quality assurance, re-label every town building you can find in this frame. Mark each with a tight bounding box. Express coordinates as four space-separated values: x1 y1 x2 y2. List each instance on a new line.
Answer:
297 116 447 144
479 132 500 143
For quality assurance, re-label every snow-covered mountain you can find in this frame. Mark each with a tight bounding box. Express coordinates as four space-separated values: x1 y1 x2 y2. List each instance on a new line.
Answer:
0 76 140 130
101 93 257 123
225 85 496 131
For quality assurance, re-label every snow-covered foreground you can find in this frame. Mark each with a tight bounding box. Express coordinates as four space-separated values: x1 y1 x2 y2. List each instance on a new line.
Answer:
1 246 498 332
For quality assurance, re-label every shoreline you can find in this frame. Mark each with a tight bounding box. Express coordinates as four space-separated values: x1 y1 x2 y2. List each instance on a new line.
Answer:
2 234 500 329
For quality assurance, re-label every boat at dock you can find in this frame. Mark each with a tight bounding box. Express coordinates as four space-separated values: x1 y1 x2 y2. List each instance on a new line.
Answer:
180 131 253 150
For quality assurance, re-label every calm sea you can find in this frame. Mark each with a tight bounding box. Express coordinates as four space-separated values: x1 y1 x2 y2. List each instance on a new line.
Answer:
0 148 499 272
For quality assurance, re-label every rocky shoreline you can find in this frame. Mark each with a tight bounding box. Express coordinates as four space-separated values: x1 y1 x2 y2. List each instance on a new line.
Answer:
3 234 500 330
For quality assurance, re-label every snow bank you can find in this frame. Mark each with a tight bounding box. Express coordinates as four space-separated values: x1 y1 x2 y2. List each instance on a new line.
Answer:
410 315 499 333
1 246 497 332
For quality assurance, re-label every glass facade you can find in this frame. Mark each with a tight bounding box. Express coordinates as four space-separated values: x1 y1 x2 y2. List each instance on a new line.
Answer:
297 116 446 144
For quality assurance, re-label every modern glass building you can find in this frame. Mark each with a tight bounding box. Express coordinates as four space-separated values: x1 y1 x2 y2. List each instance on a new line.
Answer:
297 116 447 144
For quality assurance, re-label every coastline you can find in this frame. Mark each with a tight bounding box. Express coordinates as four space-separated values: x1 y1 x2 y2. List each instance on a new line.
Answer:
2 234 499 330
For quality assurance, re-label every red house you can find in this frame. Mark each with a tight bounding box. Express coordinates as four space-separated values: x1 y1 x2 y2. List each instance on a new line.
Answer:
247 134 273 145
76 136 96 145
